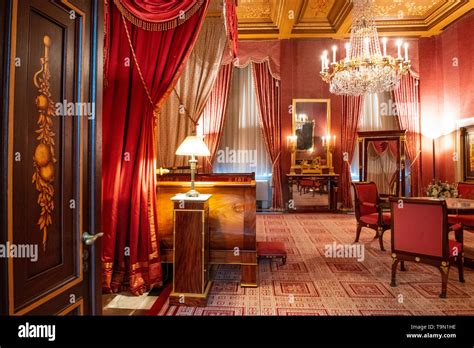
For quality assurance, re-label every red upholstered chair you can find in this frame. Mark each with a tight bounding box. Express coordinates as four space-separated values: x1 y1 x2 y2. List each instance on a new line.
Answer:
389 198 465 298
352 182 391 251
448 182 474 228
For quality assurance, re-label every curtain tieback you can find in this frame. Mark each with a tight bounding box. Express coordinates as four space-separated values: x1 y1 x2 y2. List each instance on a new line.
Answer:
409 150 421 167
122 15 158 117
271 151 281 169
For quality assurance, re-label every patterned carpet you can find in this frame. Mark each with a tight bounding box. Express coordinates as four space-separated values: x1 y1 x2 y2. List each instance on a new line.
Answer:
156 213 474 316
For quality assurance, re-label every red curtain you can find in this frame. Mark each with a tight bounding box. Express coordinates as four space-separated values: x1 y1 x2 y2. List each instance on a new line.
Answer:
370 141 398 158
225 0 238 57
393 73 421 196
102 1 208 295
341 96 363 209
199 63 234 173
112 0 205 30
252 61 284 210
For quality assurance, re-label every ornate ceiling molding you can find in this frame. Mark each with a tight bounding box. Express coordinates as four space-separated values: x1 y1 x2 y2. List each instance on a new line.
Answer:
236 0 474 39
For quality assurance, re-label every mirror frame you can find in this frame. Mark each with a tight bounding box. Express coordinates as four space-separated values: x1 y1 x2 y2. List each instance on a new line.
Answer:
291 98 331 172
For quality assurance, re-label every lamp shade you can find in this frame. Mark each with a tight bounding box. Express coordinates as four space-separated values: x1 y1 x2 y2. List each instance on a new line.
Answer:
175 135 211 157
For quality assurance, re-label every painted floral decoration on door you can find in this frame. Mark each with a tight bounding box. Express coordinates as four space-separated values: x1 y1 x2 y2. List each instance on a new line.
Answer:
32 35 57 252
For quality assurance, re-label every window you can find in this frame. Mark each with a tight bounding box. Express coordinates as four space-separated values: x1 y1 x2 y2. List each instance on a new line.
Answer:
213 65 272 179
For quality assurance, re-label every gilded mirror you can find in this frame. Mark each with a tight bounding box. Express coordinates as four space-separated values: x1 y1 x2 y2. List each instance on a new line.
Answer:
291 99 332 174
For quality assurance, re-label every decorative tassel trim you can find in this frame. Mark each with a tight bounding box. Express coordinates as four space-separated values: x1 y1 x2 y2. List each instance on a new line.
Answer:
113 0 205 31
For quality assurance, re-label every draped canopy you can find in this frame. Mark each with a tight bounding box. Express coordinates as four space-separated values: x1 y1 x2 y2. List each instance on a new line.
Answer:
102 0 208 295
113 0 205 30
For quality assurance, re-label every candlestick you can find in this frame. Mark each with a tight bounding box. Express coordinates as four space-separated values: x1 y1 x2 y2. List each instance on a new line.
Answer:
322 136 326 147
381 37 387 56
332 45 337 64
396 39 402 59
333 135 336 146
321 54 325 72
404 42 409 62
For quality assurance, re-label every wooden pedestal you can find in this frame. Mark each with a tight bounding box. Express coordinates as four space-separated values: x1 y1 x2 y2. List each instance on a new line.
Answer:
169 194 211 307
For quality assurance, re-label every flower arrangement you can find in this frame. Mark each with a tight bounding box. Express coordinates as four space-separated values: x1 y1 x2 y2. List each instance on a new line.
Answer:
426 179 458 199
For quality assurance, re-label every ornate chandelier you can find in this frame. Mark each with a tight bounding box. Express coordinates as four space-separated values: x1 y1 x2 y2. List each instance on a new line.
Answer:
320 0 410 96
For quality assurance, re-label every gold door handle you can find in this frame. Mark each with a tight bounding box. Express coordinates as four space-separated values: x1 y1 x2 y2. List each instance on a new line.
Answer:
82 232 104 246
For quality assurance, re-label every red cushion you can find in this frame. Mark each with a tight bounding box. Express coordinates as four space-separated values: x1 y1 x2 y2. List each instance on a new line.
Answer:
449 240 462 256
448 214 474 227
257 241 287 257
360 212 391 225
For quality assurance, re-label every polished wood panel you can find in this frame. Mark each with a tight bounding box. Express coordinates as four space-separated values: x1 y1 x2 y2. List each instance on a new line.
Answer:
174 209 204 294
1 0 102 315
170 196 210 306
157 173 257 287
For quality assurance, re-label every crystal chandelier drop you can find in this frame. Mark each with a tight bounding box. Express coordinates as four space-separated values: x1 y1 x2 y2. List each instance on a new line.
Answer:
320 0 411 96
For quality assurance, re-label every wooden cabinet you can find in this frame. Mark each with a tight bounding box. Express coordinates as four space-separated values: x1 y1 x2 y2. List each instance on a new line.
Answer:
156 173 257 288
169 194 211 307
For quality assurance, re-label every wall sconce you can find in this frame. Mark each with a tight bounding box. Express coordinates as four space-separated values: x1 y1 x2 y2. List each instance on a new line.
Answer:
287 135 298 151
287 135 298 174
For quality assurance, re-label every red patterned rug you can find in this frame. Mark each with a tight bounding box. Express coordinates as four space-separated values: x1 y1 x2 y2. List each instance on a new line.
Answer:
152 213 474 316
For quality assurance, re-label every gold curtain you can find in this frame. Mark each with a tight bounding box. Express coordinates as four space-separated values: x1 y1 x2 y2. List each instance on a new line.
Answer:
156 16 228 167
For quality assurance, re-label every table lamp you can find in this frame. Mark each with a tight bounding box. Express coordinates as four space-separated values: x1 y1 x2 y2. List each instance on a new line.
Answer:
175 135 210 197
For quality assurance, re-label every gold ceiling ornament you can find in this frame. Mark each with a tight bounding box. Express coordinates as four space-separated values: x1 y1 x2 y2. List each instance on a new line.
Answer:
236 0 272 19
320 0 410 96
309 0 331 16
32 35 57 252
373 0 441 17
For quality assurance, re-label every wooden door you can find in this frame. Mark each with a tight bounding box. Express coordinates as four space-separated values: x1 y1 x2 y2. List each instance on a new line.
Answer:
1 0 102 315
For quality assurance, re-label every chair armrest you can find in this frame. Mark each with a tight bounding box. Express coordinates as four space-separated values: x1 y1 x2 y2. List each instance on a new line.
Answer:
361 202 378 208
449 223 464 243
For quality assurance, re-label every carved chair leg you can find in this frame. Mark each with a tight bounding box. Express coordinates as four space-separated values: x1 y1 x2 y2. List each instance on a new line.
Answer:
439 264 449 299
390 259 399 287
282 256 287 265
354 224 362 243
378 227 385 251
400 260 407 272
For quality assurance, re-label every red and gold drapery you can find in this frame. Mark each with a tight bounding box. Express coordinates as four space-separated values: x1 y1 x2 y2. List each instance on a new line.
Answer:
341 96 363 209
225 0 238 57
199 63 234 173
253 61 284 210
393 72 421 196
102 0 208 295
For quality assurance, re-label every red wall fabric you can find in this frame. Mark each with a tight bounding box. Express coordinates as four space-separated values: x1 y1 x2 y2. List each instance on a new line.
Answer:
280 39 342 204
102 1 208 295
419 12 474 186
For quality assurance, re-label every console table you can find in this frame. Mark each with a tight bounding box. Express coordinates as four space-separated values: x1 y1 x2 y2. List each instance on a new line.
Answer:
286 173 339 212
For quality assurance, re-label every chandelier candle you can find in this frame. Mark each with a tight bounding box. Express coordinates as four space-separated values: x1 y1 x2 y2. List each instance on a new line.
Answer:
320 0 411 96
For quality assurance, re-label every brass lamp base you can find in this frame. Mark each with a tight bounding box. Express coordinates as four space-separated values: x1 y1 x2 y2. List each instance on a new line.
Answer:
185 189 200 197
